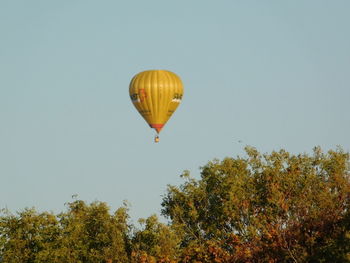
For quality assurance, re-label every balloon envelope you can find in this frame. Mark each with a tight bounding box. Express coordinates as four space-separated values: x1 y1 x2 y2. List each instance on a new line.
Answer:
129 70 184 133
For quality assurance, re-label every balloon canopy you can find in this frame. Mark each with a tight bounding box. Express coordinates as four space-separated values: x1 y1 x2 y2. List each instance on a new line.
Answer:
129 70 184 135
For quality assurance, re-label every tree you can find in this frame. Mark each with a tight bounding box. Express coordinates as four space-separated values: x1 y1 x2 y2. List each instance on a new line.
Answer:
161 147 350 262
1 147 349 262
0 208 60 263
131 215 181 263
56 200 131 263
0 200 131 263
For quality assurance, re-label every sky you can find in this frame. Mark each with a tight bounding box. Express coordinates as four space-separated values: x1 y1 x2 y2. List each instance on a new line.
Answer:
1 0 349 222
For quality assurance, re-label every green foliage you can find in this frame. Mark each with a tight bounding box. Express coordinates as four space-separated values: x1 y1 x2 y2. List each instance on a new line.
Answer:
0 200 130 263
57 200 130 263
1 147 349 262
162 147 350 262
131 215 181 262
0 208 60 263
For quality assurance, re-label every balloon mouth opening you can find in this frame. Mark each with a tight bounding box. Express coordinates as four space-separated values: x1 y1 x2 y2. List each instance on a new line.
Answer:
150 124 164 133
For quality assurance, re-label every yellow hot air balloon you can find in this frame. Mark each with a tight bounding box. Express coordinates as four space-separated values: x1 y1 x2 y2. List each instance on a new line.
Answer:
129 70 184 142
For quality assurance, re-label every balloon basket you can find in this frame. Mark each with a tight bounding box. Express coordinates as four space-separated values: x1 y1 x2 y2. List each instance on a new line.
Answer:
154 135 160 143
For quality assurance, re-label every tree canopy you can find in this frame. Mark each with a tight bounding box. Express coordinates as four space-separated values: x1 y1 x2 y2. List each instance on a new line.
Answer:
1 147 349 262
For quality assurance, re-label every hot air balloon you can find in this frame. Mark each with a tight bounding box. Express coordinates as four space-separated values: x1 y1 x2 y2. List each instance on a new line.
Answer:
129 70 184 142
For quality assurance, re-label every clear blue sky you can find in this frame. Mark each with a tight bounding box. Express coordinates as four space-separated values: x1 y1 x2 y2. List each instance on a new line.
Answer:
1 1 349 221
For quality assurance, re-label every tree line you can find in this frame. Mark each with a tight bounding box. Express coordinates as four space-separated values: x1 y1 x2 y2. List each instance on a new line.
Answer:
1 147 350 262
